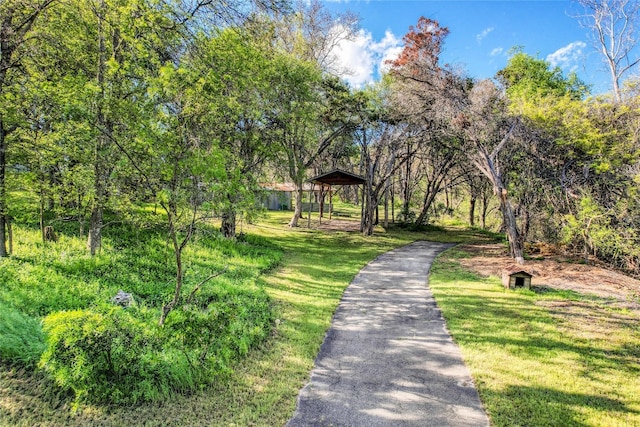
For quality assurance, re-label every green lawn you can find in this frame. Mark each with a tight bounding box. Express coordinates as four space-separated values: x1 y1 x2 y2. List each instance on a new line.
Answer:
430 248 640 427
2 212 636 426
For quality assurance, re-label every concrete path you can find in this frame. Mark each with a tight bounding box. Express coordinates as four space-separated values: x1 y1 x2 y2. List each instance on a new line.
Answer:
287 241 489 427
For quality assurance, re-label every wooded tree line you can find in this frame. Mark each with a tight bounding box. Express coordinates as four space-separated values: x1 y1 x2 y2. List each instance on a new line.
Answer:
1 0 639 274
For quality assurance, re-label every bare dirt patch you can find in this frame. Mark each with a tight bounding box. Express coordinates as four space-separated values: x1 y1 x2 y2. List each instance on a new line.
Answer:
457 243 640 309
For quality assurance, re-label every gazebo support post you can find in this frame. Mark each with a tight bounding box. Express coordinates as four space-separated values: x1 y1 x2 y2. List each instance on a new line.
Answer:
307 184 313 228
329 185 332 220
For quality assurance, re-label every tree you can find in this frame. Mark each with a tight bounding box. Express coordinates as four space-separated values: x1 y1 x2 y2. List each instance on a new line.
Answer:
356 83 414 235
267 57 357 228
385 16 466 228
272 0 359 75
576 0 640 102
189 29 278 238
0 0 57 257
455 79 527 264
119 59 227 325
387 16 449 73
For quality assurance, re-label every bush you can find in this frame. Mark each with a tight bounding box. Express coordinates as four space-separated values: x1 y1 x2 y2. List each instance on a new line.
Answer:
40 306 174 404
0 302 46 367
40 286 274 404
165 286 274 370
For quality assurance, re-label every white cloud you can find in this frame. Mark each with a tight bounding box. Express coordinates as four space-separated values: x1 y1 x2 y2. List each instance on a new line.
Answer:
490 47 504 57
546 41 587 69
330 28 402 87
476 27 494 44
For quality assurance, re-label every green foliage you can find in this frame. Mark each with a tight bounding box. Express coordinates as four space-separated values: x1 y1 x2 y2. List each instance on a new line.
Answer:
498 50 588 100
562 195 640 270
2 218 281 404
38 280 275 404
40 306 164 404
0 302 46 367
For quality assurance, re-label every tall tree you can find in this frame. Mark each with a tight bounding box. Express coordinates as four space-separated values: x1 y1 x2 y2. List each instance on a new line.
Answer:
577 0 640 102
189 29 278 238
386 16 465 228
455 79 526 264
356 83 414 235
0 0 57 257
273 0 359 75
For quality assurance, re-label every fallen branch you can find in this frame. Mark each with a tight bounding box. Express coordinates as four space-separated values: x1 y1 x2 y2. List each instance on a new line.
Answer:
185 266 229 305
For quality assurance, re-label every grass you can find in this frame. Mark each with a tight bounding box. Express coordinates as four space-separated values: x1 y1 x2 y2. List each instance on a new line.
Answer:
0 211 494 426
3 210 636 426
429 249 640 427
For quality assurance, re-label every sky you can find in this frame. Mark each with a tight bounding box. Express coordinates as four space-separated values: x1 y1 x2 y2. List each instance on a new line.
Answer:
321 0 612 94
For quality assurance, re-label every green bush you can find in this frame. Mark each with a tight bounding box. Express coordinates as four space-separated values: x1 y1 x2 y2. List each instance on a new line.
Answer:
40 285 274 404
0 302 46 367
40 306 173 403
165 285 274 370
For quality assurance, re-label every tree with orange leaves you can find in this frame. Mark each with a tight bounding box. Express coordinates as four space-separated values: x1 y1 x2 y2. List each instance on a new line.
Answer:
387 16 450 78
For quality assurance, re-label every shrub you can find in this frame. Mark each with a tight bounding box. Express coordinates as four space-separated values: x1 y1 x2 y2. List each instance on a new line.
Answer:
165 285 274 370
40 285 274 404
40 306 172 404
0 302 46 367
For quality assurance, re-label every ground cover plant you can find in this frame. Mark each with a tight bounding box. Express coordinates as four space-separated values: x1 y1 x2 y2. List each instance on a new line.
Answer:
429 247 640 427
0 214 282 408
0 211 494 425
4 210 635 426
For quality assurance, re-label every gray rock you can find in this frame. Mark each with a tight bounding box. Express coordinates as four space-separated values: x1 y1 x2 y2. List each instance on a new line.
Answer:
111 290 135 308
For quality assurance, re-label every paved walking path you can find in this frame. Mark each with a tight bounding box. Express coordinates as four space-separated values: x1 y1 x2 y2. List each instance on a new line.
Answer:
287 241 489 427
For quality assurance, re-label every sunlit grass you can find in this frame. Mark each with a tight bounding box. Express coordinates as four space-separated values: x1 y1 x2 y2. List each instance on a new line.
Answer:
430 249 640 427
1 210 495 426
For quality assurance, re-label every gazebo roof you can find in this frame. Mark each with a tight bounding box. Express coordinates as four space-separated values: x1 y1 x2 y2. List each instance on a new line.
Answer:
308 169 366 186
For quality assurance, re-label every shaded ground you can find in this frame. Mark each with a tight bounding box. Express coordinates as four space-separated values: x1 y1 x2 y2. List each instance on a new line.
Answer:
315 218 361 232
457 243 640 310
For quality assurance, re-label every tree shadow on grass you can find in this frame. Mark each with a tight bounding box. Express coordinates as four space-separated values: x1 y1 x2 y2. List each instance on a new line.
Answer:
484 384 637 427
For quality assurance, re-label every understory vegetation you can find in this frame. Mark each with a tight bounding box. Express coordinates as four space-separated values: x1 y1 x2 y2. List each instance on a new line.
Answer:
0 211 486 425
0 214 281 405
2 212 638 426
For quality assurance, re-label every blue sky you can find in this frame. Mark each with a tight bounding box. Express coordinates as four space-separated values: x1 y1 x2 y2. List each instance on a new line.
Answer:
322 0 611 94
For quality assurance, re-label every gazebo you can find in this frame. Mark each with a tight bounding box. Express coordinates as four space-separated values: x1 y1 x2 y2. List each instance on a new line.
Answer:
306 169 367 228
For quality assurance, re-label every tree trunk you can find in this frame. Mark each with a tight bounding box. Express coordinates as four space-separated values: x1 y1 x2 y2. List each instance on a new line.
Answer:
0 116 8 257
88 3 107 256
362 199 376 235
40 190 46 242
159 212 183 326
391 180 395 223
6 216 12 255
414 176 445 226
221 209 236 238
480 192 488 229
289 185 304 227
87 201 103 256
499 189 524 264
159 246 182 325
362 177 377 236
383 183 389 228
469 196 476 227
